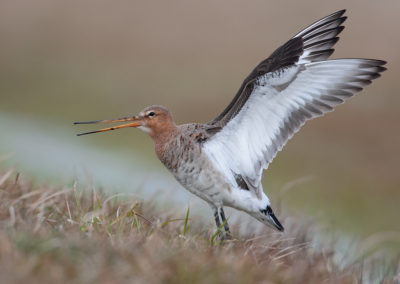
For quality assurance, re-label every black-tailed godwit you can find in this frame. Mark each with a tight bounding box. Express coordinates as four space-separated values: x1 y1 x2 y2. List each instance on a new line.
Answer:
75 10 386 238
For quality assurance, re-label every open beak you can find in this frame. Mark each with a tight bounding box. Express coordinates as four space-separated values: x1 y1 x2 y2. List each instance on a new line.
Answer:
74 116 141 136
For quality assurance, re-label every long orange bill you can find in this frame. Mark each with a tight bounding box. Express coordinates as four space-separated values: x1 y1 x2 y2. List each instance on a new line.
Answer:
74 116 141 136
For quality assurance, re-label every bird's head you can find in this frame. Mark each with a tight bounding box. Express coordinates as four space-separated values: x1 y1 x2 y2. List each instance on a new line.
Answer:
74 105 175 138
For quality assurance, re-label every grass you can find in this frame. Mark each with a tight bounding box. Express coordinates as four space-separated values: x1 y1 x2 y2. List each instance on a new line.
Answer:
0 168 398 283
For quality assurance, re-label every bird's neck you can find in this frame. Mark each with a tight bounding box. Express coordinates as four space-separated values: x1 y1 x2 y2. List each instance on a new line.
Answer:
151 120 178 146
151 122 181 168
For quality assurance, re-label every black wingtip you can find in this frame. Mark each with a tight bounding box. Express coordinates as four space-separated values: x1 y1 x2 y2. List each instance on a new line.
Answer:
262 206 284 232
378 60 388 66
334 9 346 17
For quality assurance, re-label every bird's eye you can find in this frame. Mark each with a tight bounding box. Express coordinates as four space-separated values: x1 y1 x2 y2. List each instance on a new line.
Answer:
148 111 156 117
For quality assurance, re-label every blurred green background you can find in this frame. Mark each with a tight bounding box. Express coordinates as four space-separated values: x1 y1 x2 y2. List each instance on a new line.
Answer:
0 1 399 238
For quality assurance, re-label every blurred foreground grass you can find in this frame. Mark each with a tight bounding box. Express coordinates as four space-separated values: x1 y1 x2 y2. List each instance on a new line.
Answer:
0 168 399 283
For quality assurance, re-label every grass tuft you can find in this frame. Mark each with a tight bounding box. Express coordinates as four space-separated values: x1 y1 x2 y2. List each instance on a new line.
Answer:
0 169 398 283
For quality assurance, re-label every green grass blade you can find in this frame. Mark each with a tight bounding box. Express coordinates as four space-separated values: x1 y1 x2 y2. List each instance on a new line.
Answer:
161 218 186 228
210 218 229 246
183 207 190 236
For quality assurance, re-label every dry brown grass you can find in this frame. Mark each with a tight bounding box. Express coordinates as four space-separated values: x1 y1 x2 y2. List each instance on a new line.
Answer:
0 168 398 284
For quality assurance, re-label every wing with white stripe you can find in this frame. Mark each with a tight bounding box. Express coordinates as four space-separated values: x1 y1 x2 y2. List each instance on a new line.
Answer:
209 10 347 127
204 59 385 198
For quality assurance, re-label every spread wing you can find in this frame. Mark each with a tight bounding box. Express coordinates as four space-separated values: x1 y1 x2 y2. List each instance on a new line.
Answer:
203 10 386 198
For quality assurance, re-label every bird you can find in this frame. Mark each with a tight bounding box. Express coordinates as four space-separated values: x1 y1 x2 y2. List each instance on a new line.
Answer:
74 10 386 238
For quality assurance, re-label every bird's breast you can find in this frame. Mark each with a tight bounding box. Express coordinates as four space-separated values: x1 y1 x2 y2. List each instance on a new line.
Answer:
155 133 198 172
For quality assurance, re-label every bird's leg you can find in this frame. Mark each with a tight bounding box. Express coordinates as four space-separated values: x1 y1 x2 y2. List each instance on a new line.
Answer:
213 207 231 241
214 208 221 228
219 207 232 239
213 207 226 241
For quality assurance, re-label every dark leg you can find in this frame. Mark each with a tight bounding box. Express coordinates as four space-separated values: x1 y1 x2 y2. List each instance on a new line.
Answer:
213 207 231 241
219 207 231 238
214 208 221 228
